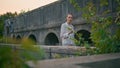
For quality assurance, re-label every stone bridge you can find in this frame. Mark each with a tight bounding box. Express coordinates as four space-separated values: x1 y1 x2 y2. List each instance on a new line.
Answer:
4 0 118 45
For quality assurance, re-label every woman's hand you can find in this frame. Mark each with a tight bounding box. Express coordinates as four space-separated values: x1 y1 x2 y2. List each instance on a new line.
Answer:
68 31 73 35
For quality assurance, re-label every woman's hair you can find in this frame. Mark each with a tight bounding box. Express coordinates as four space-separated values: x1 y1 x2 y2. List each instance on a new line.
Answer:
67 13 73 17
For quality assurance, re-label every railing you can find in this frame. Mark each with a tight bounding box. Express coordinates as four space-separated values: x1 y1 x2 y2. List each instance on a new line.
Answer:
0 43 95 59
41 46 95 59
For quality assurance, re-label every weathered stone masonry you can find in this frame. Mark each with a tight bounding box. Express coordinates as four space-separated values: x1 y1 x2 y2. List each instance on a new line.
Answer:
4 0 118 45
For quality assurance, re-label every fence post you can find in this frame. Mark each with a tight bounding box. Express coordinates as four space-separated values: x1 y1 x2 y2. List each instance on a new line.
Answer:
49 48 52 59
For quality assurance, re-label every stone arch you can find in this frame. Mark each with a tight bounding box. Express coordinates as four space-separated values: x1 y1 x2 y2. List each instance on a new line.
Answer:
28 34 37 43
16 35 21 40
75 30 92 44
16 35 21 43
44 32 59 45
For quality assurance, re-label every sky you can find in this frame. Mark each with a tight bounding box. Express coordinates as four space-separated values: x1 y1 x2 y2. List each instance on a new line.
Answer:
0 0 58 15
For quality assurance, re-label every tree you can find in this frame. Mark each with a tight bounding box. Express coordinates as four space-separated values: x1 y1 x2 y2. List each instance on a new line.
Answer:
0 38 45 68
0 12 17 38
70 0 120 53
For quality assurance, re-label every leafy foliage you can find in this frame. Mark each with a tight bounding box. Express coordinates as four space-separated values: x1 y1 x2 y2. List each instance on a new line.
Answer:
0 46 29 68
21 38 45 60
0 38 45 68
70 0 120 54
0 12 17 38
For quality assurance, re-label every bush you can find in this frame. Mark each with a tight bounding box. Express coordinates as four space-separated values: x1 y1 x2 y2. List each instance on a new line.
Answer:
0 37 45 68
70 0 120 54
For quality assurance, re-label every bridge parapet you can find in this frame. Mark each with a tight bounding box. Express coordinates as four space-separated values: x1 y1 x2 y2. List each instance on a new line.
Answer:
38 45 95 59
0 43 95 58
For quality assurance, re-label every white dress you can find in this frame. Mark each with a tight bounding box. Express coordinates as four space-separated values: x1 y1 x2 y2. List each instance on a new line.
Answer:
60 22 75 46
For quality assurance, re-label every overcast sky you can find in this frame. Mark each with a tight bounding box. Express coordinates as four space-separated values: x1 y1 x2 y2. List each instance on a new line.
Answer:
0 0 58 15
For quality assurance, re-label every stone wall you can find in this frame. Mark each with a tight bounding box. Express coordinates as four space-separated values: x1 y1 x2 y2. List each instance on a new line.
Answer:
41 46 95 59
5 0 119 45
